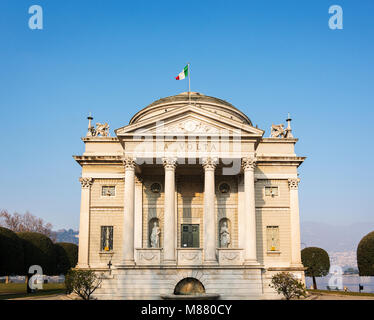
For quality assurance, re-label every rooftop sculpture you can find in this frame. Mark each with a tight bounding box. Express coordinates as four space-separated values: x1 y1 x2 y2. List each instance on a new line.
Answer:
86 113 110 137
270 113 293 138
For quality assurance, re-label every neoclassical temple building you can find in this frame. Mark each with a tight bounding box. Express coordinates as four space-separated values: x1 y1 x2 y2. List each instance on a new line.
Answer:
74 92 306 299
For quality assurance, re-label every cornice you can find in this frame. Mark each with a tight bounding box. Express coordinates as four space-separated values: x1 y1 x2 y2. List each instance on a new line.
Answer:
81 137 119 142
256 156 306 166
261 138 299 143
73 155 124 166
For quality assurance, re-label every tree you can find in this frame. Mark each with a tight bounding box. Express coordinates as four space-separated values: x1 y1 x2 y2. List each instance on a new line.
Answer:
357 231 374 276
0 227 24 278
269 272 307 300
301 247 330 289
65 269 102 300
0 210 56 241
54 242 78 275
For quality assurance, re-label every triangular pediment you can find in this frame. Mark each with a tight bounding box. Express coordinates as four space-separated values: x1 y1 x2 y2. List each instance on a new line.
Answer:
115 105 263 137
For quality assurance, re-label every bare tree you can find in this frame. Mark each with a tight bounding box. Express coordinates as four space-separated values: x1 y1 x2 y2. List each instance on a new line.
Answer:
0 210 56 241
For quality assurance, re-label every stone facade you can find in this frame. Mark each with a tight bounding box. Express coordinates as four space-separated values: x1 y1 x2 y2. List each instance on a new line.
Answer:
73 92 306 299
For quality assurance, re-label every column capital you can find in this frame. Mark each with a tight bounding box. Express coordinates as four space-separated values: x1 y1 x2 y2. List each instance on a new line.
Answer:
288 178 300 190
162 157 177 170
79 177 93 188
123 157 136 170
135 175 143 185
202 157 218 171
242 157 257 171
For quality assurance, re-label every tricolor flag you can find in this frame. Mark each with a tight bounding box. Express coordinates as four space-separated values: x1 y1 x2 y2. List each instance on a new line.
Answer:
175 65 189 80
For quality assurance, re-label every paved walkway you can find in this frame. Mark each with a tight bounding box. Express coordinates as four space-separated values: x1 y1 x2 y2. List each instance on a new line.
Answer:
307 293 374 300
10 293 374 300
9 294 74 300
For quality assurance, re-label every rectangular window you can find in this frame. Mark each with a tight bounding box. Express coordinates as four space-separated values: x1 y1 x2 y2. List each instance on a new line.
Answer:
266 226 280 251
102 186 115 197
265 186 279 197
101 226 113 251
181 224 200 248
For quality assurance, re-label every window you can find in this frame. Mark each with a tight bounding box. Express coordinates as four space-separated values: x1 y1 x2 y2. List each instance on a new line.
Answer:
265 186 278 197
219 183 231 194
150 183 161 193
181 224 200 248
102 186 115 197
266 226 280 251
101 226 113 251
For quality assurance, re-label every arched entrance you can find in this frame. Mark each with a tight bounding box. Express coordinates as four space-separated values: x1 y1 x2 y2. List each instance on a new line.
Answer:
174 277 205 295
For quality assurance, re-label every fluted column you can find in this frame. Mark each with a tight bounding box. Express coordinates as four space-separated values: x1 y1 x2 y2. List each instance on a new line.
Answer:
163 157 177 264
242 157 258 264
134 176 143 255
77 177 93 268
121 157 136 265
289 178 302 266
203 157 218 264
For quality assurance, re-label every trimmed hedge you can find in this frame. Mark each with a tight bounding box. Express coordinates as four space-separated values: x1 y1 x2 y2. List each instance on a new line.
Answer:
17 232 57 275
357 231 374 276
54 242 78 274
301 247 330 277
0 227 24 276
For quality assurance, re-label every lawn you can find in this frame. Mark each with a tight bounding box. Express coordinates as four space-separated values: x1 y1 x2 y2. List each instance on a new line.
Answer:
308 289 374 297
0 283 66 300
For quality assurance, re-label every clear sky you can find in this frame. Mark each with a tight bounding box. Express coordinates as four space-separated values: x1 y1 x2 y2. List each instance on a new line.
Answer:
0 0 373 230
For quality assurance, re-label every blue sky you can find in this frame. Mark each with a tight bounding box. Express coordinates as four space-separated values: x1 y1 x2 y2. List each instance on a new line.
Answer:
0 0 373 230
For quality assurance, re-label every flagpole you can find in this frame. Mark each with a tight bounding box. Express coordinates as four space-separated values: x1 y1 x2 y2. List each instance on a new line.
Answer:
188 63 191 104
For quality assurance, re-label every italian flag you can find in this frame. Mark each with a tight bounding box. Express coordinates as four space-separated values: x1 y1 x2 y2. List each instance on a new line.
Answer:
175 65 188 80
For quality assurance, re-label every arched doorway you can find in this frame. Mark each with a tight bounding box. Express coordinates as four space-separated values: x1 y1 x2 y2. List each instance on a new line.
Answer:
174 277 205 295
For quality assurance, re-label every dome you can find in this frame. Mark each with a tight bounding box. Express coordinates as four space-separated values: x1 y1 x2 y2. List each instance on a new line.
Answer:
129 92 252 126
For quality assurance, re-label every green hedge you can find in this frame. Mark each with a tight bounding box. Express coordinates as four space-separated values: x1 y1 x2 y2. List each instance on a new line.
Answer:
357 231 374 276
0 227 24 276
301 247 330 277
54 242 78 274
17 232 57 275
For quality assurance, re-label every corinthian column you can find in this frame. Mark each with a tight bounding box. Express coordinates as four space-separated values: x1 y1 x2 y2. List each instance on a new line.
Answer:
203 157 218 264
289 178 302 266
121 157 136 265
163 157 177 264
77 177 93 268
242 157 258 264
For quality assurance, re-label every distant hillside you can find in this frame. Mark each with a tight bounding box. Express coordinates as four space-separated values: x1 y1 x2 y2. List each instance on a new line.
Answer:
300 221 374 268
300 221 374 252
55 229 79 244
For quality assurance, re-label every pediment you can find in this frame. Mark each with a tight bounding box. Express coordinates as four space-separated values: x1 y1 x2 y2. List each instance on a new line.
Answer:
115 105 263 137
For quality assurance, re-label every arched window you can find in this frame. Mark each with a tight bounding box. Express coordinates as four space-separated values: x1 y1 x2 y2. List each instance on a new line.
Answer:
174 278 205 295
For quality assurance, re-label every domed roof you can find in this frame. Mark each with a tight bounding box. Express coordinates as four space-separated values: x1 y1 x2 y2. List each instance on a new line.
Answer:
129 92 252 126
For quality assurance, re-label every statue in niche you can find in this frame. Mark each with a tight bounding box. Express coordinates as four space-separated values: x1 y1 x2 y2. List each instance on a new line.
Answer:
150 221 161 248
220 221 230 248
